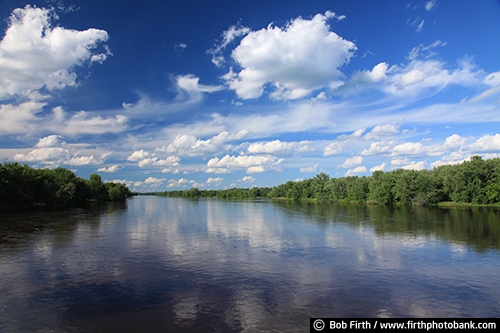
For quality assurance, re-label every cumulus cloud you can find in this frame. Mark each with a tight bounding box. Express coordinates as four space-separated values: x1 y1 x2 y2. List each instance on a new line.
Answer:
127 150 151 161
332 55 482 100
324 128 365 156
207 154 283 173
401 161 427 170
364 124 400 140
0 101 45 135
230 175 257 187
333 62 388 94
247 140 312 155
443 134 466 148
65 155 102 166
206 177 224 185
341 156 363 168
0 104 127 137
240 176 256 183
167 178 195 188
465 134 500 152
0 5 111 99
361 141 395 156
370 163 387 173
391 158 427 170
35 135 65 147
10 134 112 167
346 166 367 176
430 152 472 168
137 156 180 168
221 11 356 100
49 107 128 135
391 142 427 156
97 165 121 173
13 147 103 166
385 59 482 96
145 177 166 184
390 134 468 157
13 147 68 164
300 164 319 173
161 130 249 156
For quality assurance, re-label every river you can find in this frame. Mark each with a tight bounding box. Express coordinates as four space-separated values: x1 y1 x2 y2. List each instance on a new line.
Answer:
0 196 499 332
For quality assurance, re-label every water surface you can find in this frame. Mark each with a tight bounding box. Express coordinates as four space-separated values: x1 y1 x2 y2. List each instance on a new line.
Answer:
1 197 499 332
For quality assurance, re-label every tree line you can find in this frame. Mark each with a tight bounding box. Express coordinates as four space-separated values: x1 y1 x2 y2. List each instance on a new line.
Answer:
159 156 500 206
0 162 133 211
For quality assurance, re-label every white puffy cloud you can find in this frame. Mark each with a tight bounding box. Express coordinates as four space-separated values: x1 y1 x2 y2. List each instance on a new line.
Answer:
333 62 388 94
137 156 181 168
370 163 387 173
0 101 45 135
324 128 365 156
0 104 127 137
206 177 224 185
246 166 266 173
401 161 427 170
145 177 166 184
49 107 128 135
465 134 500 152
364 124 400 140
240 176 256 183
97 165 121 173
391 142 427 156
443 134 466 148
0 5 110 99
391 158 410 166
206 168 231 174
35 135 65 148
390 134 468 158
385 59 481 96
127 150 151 161
391 158 427 170
13 147 68 163
247 140 312 155
207 154 283 173
345 166 367 176
341 156 363 168
222 11 356 100
65 155 102 166
361 141 395 156
10 134 112 167
300 164 319 173
230 175 257 187
167 178 195 188
161 130 249 156
13 146 103 166
430 152 472 168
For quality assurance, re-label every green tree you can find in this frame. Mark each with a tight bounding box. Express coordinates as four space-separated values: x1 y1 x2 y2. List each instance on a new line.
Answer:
369 170 394 205
88 174 108 202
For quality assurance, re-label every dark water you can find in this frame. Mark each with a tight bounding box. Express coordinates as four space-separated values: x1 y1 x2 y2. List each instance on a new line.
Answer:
0 197 499 332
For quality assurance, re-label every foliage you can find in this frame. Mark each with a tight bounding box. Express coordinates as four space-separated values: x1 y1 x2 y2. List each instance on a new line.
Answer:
0 163 132 211
158 156 500 206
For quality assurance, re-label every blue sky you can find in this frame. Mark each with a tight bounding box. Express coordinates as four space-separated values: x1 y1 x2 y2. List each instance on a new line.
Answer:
1 0 500 192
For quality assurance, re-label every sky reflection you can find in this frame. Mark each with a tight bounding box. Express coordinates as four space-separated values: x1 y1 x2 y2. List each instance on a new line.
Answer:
0 197 499 332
